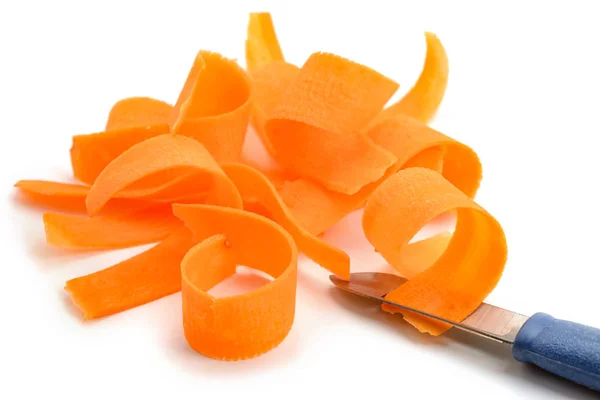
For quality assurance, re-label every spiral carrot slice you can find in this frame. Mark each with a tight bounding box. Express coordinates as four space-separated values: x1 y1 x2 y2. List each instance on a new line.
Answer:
85 134 242 216
173 204 298 360
279 115 481 235
266 52 399 195
14 11 511 361
222 163 349 278
245 12 285 72
65 228 195 320
71 51 250 185
362 168 507 335
43 206 181 249
367 115 481 198
394 232 453 279
248 61 299 155
376 33 449 124
15 180 92 213
14 179 208 214
247 14 449 127
106 97 173 131
169 51 252 163
71 124 170 185
13 180 165 214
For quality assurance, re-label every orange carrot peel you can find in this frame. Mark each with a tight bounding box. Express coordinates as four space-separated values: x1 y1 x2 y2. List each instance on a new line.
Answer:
71 51 250 185
65 228 196 319
363 168 507 335
175 204 298 360
245 12 285 72
44 205 182 249
14 12 509 361
106 97 173 131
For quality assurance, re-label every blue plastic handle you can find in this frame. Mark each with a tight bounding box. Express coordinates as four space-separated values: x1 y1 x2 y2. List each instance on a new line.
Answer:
512 312 600 391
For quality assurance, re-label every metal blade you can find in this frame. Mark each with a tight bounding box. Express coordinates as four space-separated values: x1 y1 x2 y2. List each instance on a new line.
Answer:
330 272 529 344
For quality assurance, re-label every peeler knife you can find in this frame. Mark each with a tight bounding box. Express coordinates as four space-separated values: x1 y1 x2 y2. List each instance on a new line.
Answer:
330 272 600 392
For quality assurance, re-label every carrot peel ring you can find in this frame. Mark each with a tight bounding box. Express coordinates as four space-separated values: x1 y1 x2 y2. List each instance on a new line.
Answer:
363 167 507 335
174 204 298 360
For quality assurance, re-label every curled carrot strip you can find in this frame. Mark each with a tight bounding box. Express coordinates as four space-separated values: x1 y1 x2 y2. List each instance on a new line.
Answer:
14 179 207 214
266 52 399 195
362 168 507 335
106 97 173 131
237 155 294 190
15 180 93 213
248 14 448 128
14 11 509 362
14 180 160 214
395 232 452 279
222 163 349 278
248 61 299 155
71 51 250 185
65 228 195 320
367 115 481 198
73 97 173 185
71 124 170 185
173 204 298 360
43 206 181 249
376 33 449 124
245 12 285 72
279 115 481 235
170 51 252 163
85 134 242 216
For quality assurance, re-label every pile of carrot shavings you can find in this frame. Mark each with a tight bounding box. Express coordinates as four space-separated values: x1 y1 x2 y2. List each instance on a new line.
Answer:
13 12 507 361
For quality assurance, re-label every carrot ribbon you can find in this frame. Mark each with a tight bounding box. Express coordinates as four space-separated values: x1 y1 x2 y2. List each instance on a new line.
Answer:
363 168 506 335
14 12 508 361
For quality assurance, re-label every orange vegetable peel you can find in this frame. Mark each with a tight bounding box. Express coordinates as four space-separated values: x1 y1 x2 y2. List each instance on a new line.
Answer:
363 168 507 335
65 228 195 320
106 97 173 131
14 13 508 362
245 12 285 72
175 204 298 360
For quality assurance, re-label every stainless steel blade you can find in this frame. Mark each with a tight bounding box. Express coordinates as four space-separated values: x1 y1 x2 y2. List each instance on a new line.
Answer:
330 272 529 344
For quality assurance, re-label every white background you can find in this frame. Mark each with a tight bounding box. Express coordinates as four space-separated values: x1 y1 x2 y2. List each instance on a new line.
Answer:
2 0 600 399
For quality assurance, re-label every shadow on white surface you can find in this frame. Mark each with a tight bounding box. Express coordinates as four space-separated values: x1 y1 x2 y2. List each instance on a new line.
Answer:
329 286 598 399
27 241 106 265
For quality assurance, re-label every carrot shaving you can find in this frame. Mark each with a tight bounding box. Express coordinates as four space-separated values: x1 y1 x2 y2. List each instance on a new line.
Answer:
14 12 510 363
248 61 299 155
376 33 449 124
14 179 207 214
363 168 506 335
367 115 481 198
72 52 250 185
65 228 195 320
15 180 93 213
237 154 294 190
85 134 242 216
278 115 481 235
169 51 252 163
173 204 297 360
222 163 349 278
71 124 170 185
106 97 173 131
245 12 285 72
394 233 453 279
266 52 399 195
43 206 182 250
